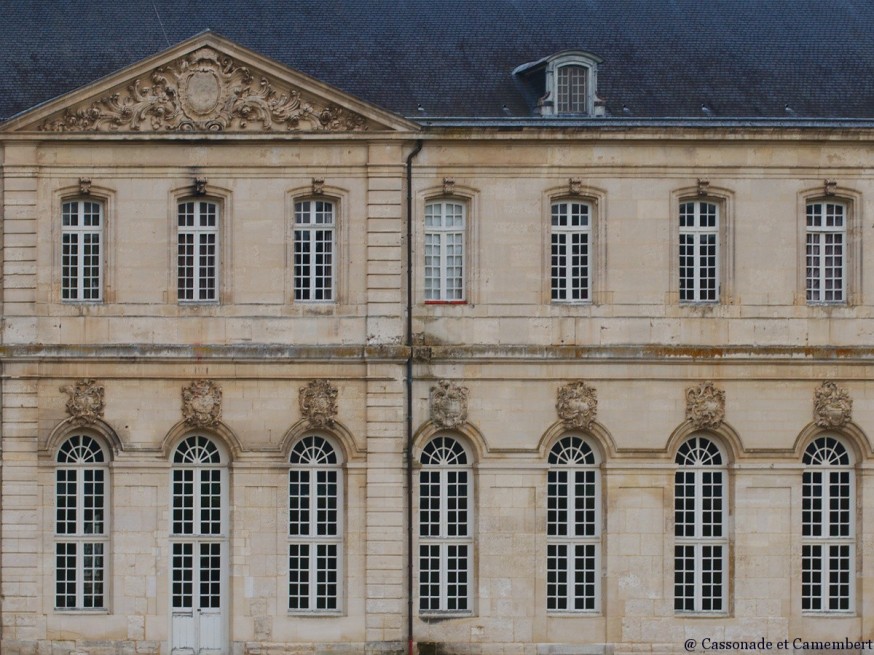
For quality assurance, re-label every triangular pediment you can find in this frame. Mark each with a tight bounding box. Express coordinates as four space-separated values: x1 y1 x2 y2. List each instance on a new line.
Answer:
3 32 418 134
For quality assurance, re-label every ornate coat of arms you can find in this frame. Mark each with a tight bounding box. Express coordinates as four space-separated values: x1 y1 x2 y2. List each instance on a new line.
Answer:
299 380 339 428
814 381 852 428
556 381 598 429
60 379 105 425
430 380 469 429
182 380 222 427
685 381 725 429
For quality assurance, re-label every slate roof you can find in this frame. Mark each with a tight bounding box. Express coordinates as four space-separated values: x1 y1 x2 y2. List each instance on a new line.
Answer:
2 0 874 124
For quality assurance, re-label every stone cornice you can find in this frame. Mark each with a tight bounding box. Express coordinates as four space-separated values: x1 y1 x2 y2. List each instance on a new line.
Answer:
5 343 874 364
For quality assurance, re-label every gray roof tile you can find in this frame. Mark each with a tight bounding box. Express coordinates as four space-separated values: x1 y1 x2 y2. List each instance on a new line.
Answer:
2 0 874 122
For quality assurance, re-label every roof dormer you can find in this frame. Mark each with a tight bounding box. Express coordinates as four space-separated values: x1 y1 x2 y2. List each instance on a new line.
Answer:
514 50 604 117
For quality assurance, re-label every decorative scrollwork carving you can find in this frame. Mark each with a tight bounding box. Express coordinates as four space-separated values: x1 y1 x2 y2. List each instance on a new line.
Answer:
430 380 469 429
182 380 222 427
442 177 455 196
697 178 710 196
39 47 371 133
79 177 92 195
824 179 838 197
685 381 725 429
60 379 105 425
556 381 598 429
814 381 852 428
299 380 339 428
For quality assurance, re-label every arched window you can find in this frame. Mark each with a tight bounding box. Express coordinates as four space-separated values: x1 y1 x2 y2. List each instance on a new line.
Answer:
288 435 342 612
170 435 227 652
177 199 219 303
802 436 854 611
418 435 472 613
674 435 726 612
547 435 601 612
55 434 107 609
61 199 103 302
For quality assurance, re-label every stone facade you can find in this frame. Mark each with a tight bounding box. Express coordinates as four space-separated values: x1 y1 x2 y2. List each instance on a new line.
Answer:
2 30 874 655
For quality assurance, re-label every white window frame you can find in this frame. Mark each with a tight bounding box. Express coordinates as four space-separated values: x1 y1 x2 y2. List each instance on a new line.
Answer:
806 201 847 304
802 435 855 613
294 199 336 302
547 435 601 613
288 435 343 613
551 200 593 303
61 199 104 302
674 435 727 614
177 199 220 303
169 435 228 653
418 435 473 615
679 201 720 303
542 52 601 117
55 434 108 610
424 201 466 302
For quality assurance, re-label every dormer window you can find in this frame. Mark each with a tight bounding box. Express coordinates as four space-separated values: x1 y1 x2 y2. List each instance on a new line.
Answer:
556 64 587 114
514 50 603 117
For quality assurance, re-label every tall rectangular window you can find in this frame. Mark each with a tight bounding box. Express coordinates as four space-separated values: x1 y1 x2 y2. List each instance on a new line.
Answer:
294 200 335 302
679 201 719 303
61 200 103 302
425 201 465 302
551 201 591 302
178 200 219 302
806 202 845 303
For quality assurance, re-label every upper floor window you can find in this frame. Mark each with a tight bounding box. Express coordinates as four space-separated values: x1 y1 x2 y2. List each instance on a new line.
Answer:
551 200 592 302
425 201 465 302
61 200 103 302
802 436 854 612
55 434 107 610
419 435 472 614
674 435 726 613
289 435 342 612
679 201 719 303
294 200 335 302
547 435 601 612
178 200 219 303
806 201 846 304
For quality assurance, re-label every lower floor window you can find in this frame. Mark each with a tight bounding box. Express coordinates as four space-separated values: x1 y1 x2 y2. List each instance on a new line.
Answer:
419 543 470 612
56 542 105 609
674 544 724 612
802 544 852 611
289 543 339 611
547 543 598 611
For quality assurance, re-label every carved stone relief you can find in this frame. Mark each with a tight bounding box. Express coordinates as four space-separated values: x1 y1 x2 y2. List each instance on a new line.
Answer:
38 47 371 133
685 381 725 429
60 379 105 425
814 381 852 428
556 381 598 429
299 379 339 428
430 380 469 429
182 380 222 427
